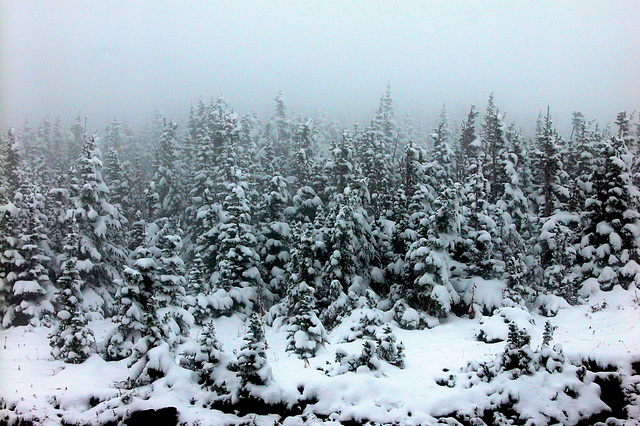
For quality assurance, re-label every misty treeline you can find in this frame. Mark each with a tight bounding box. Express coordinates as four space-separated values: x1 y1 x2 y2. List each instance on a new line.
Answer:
1 87 639 370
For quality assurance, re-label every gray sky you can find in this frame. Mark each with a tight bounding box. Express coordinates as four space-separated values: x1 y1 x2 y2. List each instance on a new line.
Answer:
1 1 639 135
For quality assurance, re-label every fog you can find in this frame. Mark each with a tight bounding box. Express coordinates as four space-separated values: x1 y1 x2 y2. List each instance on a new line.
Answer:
2 1 639 135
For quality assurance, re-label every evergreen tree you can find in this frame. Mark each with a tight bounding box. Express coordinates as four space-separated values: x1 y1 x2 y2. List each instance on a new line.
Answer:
212 181 264 314
236 313 272 394
459 165 499 279
286 281 327 359
325 132 360 205
68 133 126 307
258 175 291 298
375 325 405 368
103 146 135 222
49 217 96 363
566 111 589 211
152 120 184 219
155 218 190 337
404 212 460 317
454 105 481 183
273 91 292 157
289 218 329 310
372 83 397 155
530 110 569 217
537 215 580 301
180 320 223 390
289 120 315 188
121 237 178 385
481 94 508 203
425 106 454 195
0 175 54 327
184 251 211 323
578 112 640 290
325 187 375 294
105 221 165 361
289 185 322 223
358 127 393 215
0 129 24 201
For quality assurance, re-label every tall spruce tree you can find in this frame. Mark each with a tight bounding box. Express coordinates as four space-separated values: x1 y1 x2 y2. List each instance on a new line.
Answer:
68 133 126 309
0 175 53 327
530 110 569 217
258 175 291 299
577 112 640 290
212 181 264 314
481 94 508 203
49 217 96 363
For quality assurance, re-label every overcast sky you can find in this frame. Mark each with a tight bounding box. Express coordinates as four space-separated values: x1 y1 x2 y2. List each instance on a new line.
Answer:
1 1 639 135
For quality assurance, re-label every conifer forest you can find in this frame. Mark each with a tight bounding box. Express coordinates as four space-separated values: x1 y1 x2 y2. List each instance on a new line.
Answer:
2 2 640 425
2 90 640 425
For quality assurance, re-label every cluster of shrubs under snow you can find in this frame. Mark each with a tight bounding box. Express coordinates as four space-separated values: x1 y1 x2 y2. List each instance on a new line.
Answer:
1 283 639 425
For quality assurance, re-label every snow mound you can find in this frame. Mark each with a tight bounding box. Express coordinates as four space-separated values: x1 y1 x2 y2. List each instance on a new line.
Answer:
476 307 537 343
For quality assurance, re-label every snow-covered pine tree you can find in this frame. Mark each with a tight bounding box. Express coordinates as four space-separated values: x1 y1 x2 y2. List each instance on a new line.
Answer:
289 120 315 188
103 146 135 223
0 174 54 327
49 216 96 363
324 185 375 295
496 139 536 302
258 175 291 299
124 243 177 385
386 141 428 302
404 186 461 317
273 91 292 158
372 83 398 155
105 218 165 361
566 111 589 212
187 126 215 235
47 117 69 175
424 106 454 195
324 131 360 206
358 127 393 216
66 115 85 166
68 133 126 310
375 325 405 368
155 218 191 339
537 214 580 302
212 181 264 314
530 110 570 217
506 121 535 203
481 94 508 203
459 164 499 280
454 105 481 183
289 185 322 223
180 320 224 390
0 129 23 203
152 120 185 219
185 97 241 250
577 112 640 290
542 321 554 347
286 281 327 360
235 313 273 396
184 251 210 324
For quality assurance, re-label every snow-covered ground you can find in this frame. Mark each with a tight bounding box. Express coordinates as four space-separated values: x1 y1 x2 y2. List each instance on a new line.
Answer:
1 286 639 425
